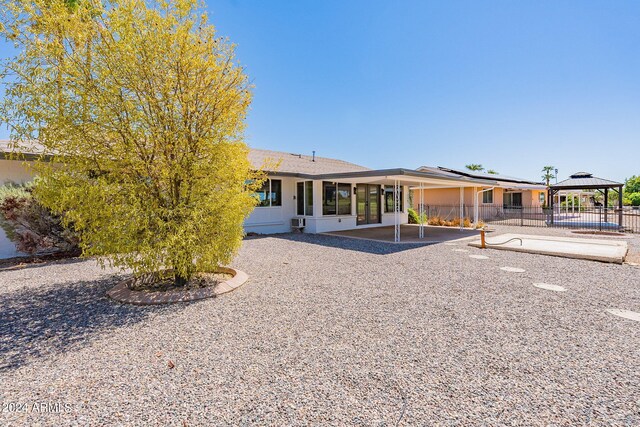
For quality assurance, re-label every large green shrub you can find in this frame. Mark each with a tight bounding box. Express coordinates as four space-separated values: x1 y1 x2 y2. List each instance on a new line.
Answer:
407 208 427 224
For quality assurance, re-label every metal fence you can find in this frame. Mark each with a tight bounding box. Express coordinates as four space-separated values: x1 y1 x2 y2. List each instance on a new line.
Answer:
418 204 640 234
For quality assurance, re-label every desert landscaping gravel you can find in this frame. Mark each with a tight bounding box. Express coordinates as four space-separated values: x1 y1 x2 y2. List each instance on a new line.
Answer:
1 225 639 426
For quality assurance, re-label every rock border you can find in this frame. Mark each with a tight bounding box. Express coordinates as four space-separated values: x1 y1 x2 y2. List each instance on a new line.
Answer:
106 267 248 305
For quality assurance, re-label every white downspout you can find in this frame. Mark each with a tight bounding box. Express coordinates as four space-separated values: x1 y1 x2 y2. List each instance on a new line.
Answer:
459 187 464 230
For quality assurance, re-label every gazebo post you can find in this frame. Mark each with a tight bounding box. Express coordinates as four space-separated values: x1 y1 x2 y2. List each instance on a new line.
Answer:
604 188 609 223
618 185 623 228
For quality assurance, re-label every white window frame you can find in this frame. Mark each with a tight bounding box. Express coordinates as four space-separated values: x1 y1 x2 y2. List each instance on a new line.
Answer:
296 180 314 216
482 189 494 204
255 179 282 208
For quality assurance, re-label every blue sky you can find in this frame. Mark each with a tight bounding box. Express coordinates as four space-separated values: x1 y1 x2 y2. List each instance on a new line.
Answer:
2 0 639 182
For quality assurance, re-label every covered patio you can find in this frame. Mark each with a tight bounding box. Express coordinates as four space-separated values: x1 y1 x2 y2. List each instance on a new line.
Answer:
311 168 496 242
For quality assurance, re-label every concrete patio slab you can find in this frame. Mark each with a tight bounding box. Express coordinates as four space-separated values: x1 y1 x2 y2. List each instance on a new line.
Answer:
322 224 479 244
469 233 628 264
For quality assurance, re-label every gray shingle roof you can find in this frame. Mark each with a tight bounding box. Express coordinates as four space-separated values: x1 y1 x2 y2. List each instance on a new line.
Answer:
0 139 51 159
248 148 370 175
553 172 623 189
1 141 371 174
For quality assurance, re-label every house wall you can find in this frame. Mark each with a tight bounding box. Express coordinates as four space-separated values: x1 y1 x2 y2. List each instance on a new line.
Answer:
1 158 410 235
307 182 409 233
0 159 36 185
412 187 505 208
245 177 410 234
244 176 297 234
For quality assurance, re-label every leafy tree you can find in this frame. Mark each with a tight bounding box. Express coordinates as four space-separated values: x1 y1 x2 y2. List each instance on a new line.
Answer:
465 164 484 171
620 176 640 206
0 0 264 285
624 192 640 206
487 169 499 174
624 175 640 194
541 166 556 187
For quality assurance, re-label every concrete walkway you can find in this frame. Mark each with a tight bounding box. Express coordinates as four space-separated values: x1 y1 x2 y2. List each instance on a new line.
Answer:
468 233 628 264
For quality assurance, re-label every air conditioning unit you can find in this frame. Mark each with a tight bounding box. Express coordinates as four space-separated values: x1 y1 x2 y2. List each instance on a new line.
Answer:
291 217 306 230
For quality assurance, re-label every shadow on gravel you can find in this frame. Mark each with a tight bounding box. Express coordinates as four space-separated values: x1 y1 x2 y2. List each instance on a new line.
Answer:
0 256 87 272
265 233 434 255
0 274 176 372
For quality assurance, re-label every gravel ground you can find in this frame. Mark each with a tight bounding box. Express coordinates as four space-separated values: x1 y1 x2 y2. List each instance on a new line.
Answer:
1 226 639 426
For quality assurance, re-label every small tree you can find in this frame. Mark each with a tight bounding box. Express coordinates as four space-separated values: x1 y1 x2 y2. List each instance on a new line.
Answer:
541 166 556 187
1 0 264 285
486 169 498 175
465 164 484 171
623 175 640 206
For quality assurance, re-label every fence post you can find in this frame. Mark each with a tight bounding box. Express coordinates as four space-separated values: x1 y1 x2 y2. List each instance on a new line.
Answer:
618 208 623 230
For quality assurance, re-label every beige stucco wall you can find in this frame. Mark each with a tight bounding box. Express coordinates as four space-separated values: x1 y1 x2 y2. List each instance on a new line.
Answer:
0 159 36 185
413 187 547 208
413 187 505 207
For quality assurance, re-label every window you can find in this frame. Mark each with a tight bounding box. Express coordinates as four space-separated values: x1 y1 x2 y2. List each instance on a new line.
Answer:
539 192 545 205
482 189 493 204
337 184 351 215
504 192 522 207
296 181 314 215
323 182 351 215
255 179 282 207
384 186 403 213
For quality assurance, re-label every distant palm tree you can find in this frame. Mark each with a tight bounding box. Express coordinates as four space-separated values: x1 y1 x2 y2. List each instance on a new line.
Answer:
465 164 484 171
487 169 499 174
542 166 556 187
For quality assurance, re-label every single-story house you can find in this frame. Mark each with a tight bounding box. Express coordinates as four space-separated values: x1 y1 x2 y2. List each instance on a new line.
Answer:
2 141 530 240
244 149 508 237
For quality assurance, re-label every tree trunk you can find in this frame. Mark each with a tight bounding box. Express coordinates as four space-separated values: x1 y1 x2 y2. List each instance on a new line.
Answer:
174 273 188 287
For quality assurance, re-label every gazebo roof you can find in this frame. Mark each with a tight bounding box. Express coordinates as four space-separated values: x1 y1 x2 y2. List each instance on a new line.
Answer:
551 172 623 190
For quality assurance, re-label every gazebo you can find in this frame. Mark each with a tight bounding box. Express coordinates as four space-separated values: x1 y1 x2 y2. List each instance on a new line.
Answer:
549 172 624 228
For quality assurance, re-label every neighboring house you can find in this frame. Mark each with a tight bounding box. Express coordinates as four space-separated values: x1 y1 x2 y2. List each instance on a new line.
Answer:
413 166 547 209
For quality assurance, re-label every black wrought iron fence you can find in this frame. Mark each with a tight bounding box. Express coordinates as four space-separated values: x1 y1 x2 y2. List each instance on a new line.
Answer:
416 204 640 233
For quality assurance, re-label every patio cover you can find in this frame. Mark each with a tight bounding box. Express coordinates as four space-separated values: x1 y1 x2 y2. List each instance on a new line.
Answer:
293 168 499 242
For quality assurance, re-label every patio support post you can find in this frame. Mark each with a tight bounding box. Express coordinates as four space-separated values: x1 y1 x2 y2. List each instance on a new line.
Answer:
604 188 609 223
473 186 478 226
459 187 464 231
419 182 424 239
393 179 401 242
